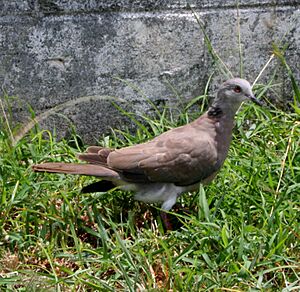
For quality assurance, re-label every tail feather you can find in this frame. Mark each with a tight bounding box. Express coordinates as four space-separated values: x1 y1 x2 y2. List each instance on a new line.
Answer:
32 162 119 178
81 180 115 193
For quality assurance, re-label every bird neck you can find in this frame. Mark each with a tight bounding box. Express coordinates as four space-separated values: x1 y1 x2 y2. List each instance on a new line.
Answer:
207 105 224 118
207 105 235 132
208 96 241 119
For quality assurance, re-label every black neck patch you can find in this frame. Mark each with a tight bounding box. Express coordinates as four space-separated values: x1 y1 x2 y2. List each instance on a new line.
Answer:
207 106 223 118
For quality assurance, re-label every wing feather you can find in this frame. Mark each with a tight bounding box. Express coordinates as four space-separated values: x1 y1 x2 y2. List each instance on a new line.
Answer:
78 147 114 164
107 118 219 185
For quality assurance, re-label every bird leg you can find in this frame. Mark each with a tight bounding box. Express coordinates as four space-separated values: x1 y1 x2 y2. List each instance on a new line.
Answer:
160 203 192 231
160 211 173 231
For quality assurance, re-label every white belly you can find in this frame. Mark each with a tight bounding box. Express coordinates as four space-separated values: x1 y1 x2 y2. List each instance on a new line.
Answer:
119 182 200 210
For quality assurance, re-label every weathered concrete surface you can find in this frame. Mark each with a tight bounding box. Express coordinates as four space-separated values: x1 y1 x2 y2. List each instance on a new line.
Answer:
0 1 299 142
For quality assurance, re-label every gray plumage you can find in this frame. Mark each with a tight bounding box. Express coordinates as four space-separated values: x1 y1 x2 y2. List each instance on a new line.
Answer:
32 78 261 211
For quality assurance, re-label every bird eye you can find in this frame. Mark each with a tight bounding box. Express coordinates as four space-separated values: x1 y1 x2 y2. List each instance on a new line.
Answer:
233 85 242 93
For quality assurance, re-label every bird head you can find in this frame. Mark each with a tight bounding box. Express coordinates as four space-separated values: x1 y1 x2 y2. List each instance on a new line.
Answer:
217 78 262 108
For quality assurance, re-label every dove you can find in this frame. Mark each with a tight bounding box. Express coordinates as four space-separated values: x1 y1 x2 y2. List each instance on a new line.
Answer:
33 78 261 228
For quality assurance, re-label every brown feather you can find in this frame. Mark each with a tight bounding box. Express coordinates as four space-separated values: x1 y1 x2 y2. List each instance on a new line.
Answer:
86 146 105 153
107 113 220 185
77 153 105 164
78 147 114 164
32 162 119 178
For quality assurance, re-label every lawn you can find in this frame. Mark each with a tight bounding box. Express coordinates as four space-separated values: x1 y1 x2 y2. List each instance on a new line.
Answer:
0 75 299 291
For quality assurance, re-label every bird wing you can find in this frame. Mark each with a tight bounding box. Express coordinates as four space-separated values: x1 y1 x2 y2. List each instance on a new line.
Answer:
77 147 114 164
107 116 219 185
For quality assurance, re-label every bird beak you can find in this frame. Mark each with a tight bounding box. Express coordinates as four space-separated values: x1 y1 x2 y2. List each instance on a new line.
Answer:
247 93 262 106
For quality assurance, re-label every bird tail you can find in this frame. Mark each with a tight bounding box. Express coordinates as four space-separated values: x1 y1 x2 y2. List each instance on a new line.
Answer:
32 162 119 178
80 180 116 193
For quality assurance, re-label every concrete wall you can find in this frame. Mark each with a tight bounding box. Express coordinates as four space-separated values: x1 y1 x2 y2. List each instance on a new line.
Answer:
0 1 299 142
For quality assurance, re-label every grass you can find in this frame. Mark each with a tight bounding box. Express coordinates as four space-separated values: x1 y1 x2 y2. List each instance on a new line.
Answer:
0 80 299 290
